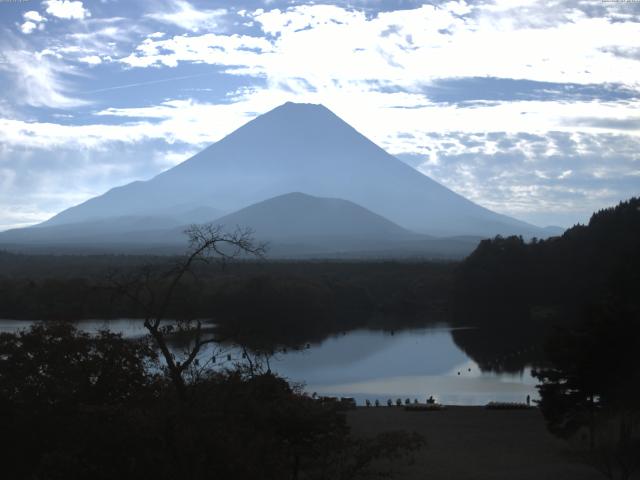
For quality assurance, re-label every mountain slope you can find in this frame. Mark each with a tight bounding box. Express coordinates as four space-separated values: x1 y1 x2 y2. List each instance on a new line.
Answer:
214 192 416 240
0 205 224 246
206 192 427 255
36 102 547 238
0 192 483 258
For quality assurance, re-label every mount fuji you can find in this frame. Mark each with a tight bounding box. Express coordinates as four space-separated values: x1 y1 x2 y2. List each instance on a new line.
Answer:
0 102 559 256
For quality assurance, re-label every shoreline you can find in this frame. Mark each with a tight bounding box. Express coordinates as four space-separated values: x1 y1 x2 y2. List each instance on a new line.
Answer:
347 406 603 479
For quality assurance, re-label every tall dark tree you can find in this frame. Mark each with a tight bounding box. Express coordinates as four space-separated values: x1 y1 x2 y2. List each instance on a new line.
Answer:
533 302 640 480
109 223 265 397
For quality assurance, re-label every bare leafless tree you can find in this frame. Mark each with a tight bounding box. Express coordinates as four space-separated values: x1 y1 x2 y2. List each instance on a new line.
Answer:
109 223 266 398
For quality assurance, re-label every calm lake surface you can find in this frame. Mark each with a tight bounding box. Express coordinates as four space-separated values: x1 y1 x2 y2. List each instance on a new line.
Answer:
0 319 537 406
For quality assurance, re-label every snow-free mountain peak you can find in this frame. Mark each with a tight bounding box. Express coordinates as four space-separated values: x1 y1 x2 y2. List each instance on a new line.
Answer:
20 102 549 239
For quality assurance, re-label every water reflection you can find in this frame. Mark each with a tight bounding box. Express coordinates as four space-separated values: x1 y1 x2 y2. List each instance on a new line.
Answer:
0 320 537 406
266 328 537 406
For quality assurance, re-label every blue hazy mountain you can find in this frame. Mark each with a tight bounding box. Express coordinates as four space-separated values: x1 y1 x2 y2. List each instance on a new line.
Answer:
205 192 428 256
214 192 415 240
0 192 482 258
34 102 548 237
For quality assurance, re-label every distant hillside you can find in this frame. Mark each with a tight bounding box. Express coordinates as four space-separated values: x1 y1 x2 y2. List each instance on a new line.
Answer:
212 192 415 243
0 212 217 247
0 192 482 258
209 192 485 258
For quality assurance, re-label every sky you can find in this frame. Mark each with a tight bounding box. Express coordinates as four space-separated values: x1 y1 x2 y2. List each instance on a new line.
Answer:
0 0 639 231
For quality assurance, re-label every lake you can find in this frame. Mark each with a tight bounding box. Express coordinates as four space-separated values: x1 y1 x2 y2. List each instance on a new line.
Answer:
0 320 537 406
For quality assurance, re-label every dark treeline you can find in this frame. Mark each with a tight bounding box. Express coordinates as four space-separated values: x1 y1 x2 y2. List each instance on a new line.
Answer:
452 197 640 371
455 197 640 322
2 198 638 369
1 228 428 479
0 255 453 347
0 323 423 480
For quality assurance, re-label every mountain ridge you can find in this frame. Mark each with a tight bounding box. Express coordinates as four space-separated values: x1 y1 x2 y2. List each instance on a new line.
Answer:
211 191 419 240
1 102 560 256
0 192 482 258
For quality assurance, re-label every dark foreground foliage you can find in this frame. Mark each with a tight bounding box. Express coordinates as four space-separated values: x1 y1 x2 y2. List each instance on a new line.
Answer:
0 324 423 480
452 197 640 479
454 197 640 479
533 302 640 480
534 303 640 440
0 256 452 349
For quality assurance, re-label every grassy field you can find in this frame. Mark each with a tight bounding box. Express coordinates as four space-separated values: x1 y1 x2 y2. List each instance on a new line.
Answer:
348 406 604 480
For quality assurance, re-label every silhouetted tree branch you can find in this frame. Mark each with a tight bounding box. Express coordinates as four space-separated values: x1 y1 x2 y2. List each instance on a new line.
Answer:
109 223 266 398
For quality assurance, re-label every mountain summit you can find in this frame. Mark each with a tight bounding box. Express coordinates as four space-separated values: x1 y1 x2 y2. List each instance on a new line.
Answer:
15 102 547 241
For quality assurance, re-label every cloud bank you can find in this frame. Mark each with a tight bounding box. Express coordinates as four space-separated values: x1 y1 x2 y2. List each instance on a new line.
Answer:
0 0 638 230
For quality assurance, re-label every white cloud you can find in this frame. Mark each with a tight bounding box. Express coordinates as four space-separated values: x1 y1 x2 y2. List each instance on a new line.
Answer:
0 142 155 231
44 0 90 20
115 2 640 157
78 55 102 65
0 210 53 232
21 18 142 71
62 22 140 62
405 128 640 225
3 1 640 229
20 10 47 34
1 76 638 155
0 99 253 148
0 82 636 164
20 22 38 35
24 10 46 23
0 50 89 108
147 0 227 33
153 148 200 169
122 3 640 90
120 32 272 69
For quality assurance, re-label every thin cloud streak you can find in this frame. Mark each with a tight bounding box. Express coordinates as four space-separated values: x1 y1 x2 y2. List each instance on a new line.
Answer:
83 71 219 94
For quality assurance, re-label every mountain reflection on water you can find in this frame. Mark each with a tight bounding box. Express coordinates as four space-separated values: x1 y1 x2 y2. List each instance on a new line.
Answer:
0 320 537 406
265 327 537 406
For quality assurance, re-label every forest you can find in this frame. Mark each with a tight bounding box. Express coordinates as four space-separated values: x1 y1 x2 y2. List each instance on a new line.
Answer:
1 197 639 358
1 198 639 479
0 254 453 346
451 197 640 372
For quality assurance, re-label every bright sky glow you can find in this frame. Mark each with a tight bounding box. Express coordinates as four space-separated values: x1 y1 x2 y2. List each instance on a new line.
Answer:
0 0 639 230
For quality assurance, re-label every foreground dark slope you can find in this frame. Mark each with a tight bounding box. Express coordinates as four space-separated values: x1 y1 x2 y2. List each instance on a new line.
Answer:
34 102 543 238
348 407 601 480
